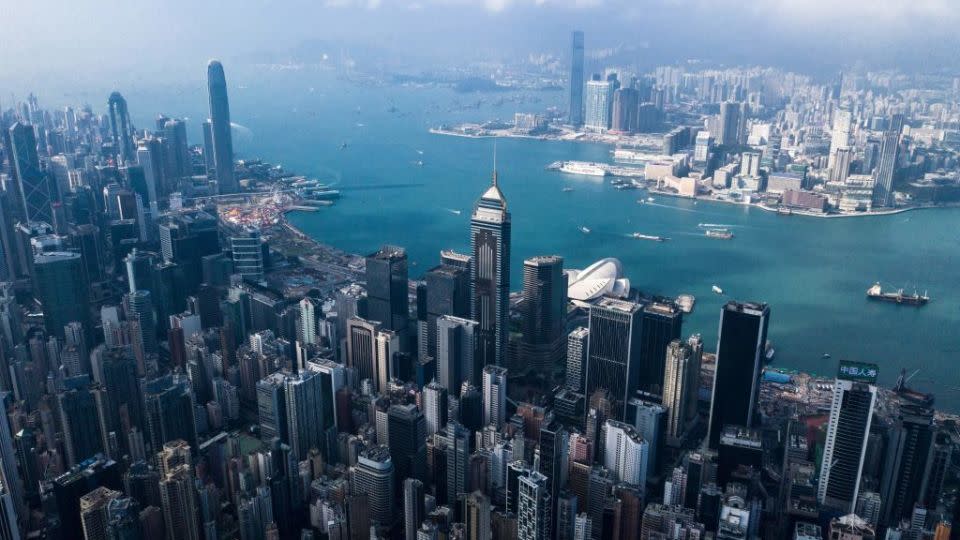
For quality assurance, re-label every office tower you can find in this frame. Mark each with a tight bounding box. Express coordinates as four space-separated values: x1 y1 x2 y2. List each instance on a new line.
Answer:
207 60 237 193
464 491 492 540
637 301 682 396
663 335 703 447
159 464 200 540
34 251 90 341
520 256 567 373
424 263 470 360
611 88 639 133
470 160 511 369
135 140 162 206
143 375 197 451
718 101 742 145
817 361 878 514
602 420 648 486
57 375 105 467
346 316 379 384
482 365 507 429
518 471 551 540
108 92 134 164
98 348 144 453
626 398 665 480
80 486 122 540
584 297 643 421
828 109 852 170
879 406 936 525
404 478 425 540
569 31 585 127
374 329 399 393
352 446 395 530
423 381 448 435
285 370 325 461
9 122 52 223
872 130 899 208
445 421 471 503
459 384 484 432
231 227 264 282
831 147 853 183
126 290 157 355
437 315 478 393
365 245 409 332
162 118 191 181
584 79 613 131
298 298 317 345
257 365 290 443
706 301 769 448
388 403 427 485
565 327 589 392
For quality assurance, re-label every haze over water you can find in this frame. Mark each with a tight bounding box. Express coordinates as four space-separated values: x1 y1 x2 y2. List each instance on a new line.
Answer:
120 68 960 411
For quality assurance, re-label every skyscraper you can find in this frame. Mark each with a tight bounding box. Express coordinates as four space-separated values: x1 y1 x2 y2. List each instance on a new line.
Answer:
470 159 511 368
230 227 264 282
872 130 899 208
569 31 585 127
879 406 936 525
207 60 237 194
718 101 742 146
518 471 551 540
445 421 471 504
33 252 90 341
159 464 200 540
346 317 380 385
818 361 878 514
636 301 682 396
365 245 409 332
437 315 478 394
424 263 470 360
602 420 648 486
79 486 122 540
482 365 507 429
403 478 425 540
706 301 769 448
108 92 134 164
584 79 614 131
464 491 492 540
9 122 53 224
422 381 448 436
584 297 643 421
520 256 567 373
284 370 326 461
611 88 639 133
565 327 589 392
387 403 427 485
351 445 395 530
662 335 703 447
56 375 104 467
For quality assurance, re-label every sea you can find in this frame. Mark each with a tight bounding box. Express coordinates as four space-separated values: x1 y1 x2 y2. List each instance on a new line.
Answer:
106 65 960 412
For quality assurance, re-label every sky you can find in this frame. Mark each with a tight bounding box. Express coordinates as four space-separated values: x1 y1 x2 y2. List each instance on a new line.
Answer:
1 0 958 93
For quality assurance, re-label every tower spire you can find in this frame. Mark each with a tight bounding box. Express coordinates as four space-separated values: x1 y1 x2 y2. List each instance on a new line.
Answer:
492 139 498 186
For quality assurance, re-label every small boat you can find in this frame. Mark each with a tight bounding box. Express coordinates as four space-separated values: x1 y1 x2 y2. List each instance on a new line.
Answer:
647 197 655 202
562 187 574 193
415 160 424 167
339 142 348 150
579 226 591 234
631 233 667 242
712 285 723 295
822 353 831 359
764 341 775 362
705 228 734 240
445 208 462 215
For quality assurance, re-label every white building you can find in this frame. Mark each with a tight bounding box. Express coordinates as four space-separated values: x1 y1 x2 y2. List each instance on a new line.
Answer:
602 420 649 487
584 80 613 131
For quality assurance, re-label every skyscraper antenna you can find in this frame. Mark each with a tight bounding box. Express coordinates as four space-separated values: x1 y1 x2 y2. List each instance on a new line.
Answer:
492 139 498 186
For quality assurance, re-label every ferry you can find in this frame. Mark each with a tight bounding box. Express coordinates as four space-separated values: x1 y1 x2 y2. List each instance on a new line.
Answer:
712 285 723 295
560 161 609 177
579 226 591 234
705 228 734 240
764 341 776 362
631 233 667 242
562 187 574 193
866 283 929 306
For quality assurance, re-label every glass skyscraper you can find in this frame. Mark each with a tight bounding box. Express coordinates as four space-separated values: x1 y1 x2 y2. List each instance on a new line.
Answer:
569 31 585 127
206 60 237 194
470 165 511 368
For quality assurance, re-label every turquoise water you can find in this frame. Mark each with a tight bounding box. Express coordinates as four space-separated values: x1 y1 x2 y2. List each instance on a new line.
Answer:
121 68 960 411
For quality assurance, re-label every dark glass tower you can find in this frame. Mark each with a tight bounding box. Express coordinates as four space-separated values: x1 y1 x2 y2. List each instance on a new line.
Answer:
9 122 53 224
206 60 237 194
33 251 90 340
470 163 510 368
387 404 427 487
569 31 585 127
879 406 936 525
366 245 409 332
817 374 877 514
520 256 567 373
584 297 643 421
636 301 682 397
424 263 470 360
108 92 134 164
706 301 769 448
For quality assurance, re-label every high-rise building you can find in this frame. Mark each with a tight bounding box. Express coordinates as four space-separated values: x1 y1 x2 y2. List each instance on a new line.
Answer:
437 315 478 393
636 301 682 396
445 421 471 504
230 227 264 282
565 327 589 392
143 374 197 451
470 161 511 368
602 420 648 486
520 256 567 373
584 297 643 421
79 486 122 540
518 471 551 540
663 335 703 447
346 317 380 385
387 403 427 485
298 298 317 345
610 88 639 133
818 361 878 514
464 491 492 540
831 147 854 183
872 130 899 208
584 79 614 131
482 365 507 429
9 122 53 224
33 252 90 341
828 110 852 170
718 101 742 146
351 445 395 530
285 370 327 461
569 31 585 127
162 118 191 181
159 464 200 540
706 301 769 448
107 92 134 164
57 375 104 467
207 60 237 194
879 406 936 526
365 245 409 332
424 263 470 360
403 478 425 540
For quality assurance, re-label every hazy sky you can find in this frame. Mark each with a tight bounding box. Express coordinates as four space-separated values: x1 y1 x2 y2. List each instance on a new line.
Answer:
2 0 958 92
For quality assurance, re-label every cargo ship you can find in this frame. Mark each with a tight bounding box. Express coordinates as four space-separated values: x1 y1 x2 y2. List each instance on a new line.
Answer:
866 283 929 306
631 233 667 242
705 228 734 239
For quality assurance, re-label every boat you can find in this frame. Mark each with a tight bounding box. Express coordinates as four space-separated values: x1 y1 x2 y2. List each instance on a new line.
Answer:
676 294 696 313
764 341 775 362
712 285 723 295
631 233 667 242
415 160 424 167
562 187 574 193
579 226 591 234
822 353 831 359
339 142 348 150
866 282 929 306
705 228 734 239
445 208 462 215
647 197 655 202
560 161 609 177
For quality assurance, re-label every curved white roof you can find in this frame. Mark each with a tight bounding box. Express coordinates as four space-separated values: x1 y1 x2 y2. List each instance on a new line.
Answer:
565 258 631 305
